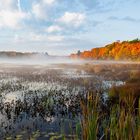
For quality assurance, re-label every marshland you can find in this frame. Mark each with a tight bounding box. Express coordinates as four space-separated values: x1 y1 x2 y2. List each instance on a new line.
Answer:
0 60 139 140
1 0 140 139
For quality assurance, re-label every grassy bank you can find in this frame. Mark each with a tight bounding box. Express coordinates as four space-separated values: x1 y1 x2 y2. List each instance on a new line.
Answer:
79 71 140 140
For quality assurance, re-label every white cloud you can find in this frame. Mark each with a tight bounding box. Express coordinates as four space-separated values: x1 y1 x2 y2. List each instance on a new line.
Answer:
28 32 46 42
20 32 64 42
31 0 57 20
0 0 28 29
47 35 64 42
0 10 26 29
0 0 17 10
57 12 86 27
46 25 62 33
43 0 56 5
32 3 47 19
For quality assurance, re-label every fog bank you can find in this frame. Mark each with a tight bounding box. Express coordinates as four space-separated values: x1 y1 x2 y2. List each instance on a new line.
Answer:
0 55 85 65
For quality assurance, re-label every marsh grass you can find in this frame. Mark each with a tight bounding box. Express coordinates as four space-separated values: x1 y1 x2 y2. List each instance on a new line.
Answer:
80 92 100 140
80 85 140 140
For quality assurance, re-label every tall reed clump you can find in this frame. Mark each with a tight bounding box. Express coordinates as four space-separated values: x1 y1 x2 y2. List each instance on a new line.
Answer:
80 92 101 140
107 99 140 140
107 81 140 140
80 85 140 140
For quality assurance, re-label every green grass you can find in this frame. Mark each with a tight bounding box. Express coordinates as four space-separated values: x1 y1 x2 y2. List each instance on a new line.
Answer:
80 88 140 140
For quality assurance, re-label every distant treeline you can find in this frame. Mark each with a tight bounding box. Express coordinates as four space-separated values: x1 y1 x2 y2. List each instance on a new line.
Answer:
71 39 140 61
0 51 48 58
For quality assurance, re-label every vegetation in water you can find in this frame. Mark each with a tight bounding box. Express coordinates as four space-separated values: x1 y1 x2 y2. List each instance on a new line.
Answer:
0 63 139 140
78 71 140 140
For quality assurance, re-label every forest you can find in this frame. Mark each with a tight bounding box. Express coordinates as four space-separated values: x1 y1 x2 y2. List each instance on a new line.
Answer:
71 39 140 61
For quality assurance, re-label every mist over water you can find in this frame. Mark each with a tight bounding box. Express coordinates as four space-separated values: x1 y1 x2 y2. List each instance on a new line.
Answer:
0 56 139 67
0 55 85 65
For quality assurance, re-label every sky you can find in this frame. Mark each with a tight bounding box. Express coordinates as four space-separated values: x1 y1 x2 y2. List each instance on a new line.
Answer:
0 0 140 55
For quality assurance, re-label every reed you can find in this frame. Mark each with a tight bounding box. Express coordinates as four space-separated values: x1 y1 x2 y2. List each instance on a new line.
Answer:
80 92 100 140
80 87 140 140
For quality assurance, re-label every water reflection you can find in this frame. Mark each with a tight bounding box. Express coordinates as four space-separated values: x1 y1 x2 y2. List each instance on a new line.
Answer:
0 64 124 139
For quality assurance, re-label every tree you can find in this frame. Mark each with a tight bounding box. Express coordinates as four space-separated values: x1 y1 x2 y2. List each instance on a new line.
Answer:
77 50 81 56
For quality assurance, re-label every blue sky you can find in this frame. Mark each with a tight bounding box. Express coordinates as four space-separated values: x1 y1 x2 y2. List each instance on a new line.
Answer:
0 0 140 55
